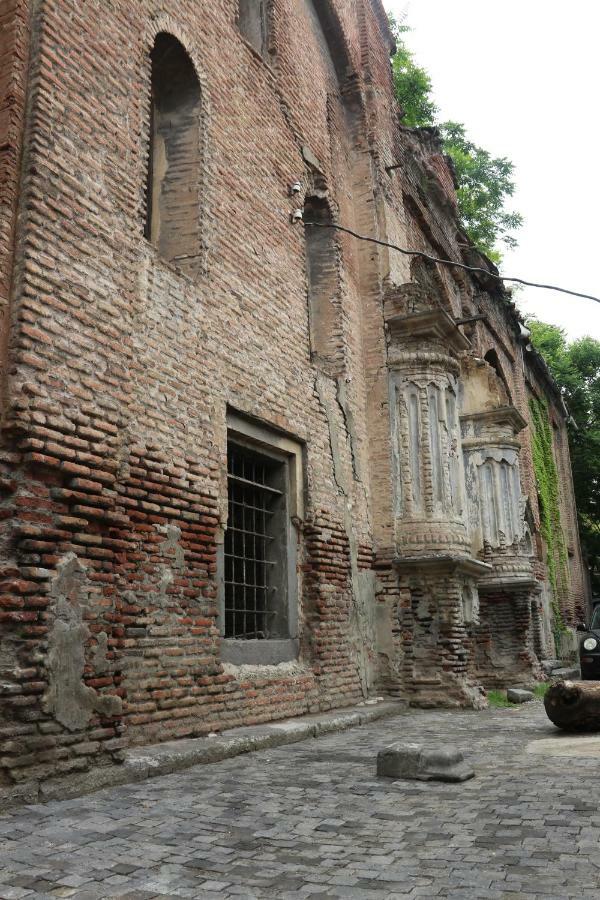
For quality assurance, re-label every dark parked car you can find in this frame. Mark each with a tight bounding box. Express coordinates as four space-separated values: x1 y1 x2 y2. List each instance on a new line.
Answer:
579 605 600 679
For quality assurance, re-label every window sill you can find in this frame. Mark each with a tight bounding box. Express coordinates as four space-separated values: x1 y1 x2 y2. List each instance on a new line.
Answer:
221 638 298 666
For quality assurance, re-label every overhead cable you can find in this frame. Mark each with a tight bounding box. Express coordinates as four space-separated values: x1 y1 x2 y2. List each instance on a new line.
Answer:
303 221 600 305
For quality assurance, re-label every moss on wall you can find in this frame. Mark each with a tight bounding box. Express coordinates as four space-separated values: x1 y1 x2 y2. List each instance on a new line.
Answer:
529 398 569 638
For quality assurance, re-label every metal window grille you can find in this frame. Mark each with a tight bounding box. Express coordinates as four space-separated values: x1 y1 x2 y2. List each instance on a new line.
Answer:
224 443 284 639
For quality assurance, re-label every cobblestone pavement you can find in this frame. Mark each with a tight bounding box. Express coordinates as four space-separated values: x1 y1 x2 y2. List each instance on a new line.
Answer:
1 702 599 899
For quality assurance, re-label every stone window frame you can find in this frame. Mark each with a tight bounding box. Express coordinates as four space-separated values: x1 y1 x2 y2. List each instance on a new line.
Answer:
218 412 304 666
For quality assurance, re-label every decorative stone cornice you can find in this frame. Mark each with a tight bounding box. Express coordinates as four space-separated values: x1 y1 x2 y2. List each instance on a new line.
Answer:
460 406 527 435
478 573 538 592
386 307 471 356
394 554 492 579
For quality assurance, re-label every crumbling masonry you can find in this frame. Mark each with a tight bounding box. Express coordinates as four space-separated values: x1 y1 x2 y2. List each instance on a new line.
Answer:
0 0 588 799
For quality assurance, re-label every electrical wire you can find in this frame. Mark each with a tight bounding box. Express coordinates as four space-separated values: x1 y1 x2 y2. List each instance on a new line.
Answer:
303 221 600 305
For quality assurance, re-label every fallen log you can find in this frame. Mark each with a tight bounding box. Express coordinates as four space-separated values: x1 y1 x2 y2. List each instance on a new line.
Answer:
544 680 600 732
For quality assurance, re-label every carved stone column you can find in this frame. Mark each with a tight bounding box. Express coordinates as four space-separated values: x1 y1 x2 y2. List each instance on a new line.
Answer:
460 360 541 685
388 308 471 557
385 301 489 708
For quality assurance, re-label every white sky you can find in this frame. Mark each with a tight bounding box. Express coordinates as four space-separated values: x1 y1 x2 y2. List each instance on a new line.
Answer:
383 0 600 342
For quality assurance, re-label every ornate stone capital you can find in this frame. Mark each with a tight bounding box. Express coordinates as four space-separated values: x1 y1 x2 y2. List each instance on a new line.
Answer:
386 308 471 373
460 405 527 450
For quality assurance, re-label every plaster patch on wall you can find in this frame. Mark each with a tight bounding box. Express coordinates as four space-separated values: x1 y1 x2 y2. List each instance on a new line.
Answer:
348 553 376 697
222 659 311 681
43 553 122 732
336 376 361 482
315 372 347 495
90 632 109 675
0 638 19 675
156 523 185 571
314 372 376 696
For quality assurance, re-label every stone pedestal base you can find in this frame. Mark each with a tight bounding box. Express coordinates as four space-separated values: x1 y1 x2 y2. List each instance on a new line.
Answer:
474 583 543 688
393 555 490 709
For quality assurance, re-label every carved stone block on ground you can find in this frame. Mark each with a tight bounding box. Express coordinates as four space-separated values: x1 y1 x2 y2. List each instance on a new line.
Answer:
507 688 534 703
550 667 581 680
540 659 562 675
376 742 474 782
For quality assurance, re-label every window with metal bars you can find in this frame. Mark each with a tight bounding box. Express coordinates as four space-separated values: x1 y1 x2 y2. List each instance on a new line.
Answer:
224 442 289 640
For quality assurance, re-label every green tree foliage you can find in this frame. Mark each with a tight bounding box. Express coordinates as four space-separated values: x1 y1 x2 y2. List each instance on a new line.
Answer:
390 21 438 129
439 123 523 265
388 17 522 263
528 320 600 593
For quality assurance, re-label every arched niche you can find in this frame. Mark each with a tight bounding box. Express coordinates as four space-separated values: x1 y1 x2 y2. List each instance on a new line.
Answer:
305 0 354 87
303 194 342 369
144 33 203 271
238 0 270 58
483 349 512 404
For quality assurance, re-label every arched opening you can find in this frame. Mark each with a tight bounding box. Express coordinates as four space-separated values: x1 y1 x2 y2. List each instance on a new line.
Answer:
144 33 202 269
484 349 512 403
238 0 270 58
303 196 340 367
305 0 352 86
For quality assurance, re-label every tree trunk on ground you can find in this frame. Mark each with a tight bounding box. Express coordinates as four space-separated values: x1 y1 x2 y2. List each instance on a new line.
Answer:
544 680 600 732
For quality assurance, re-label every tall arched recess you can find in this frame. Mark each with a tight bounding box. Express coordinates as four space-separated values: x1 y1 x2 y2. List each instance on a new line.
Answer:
484 349 513 403
303 195 341 368
238 0 270 58
306 0 353 85
144 33 202 270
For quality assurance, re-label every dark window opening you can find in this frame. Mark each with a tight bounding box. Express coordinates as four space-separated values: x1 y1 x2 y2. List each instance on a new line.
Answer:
238 0 269 58
144 33 202 270
224 442 289 640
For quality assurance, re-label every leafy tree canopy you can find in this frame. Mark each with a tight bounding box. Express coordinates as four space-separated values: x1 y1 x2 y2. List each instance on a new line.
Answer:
390 21 438 129
388 17 523 264
528 320 600 594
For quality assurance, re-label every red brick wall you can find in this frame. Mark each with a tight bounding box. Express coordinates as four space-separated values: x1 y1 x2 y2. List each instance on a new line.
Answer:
0 0 29 385
0 0 383 787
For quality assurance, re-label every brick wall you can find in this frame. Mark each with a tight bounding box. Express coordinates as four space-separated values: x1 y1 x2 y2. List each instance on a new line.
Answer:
0 0 588 794
0 0 385 790
0 0 29 382
474 591 538 688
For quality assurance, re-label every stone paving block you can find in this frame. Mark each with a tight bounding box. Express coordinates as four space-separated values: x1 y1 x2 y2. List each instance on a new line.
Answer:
1 705 600 898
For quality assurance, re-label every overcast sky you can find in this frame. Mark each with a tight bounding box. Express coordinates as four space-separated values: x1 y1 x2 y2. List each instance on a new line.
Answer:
383 0 600 342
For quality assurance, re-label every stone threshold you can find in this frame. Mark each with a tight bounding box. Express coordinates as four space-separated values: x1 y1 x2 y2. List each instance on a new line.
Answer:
1 699 405 814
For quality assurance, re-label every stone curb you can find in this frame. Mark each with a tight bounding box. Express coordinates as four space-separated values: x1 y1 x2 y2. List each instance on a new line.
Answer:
0 700 405 814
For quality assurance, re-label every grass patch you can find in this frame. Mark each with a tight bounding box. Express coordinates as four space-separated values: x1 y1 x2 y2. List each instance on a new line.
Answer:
486 690 513 708
487 682 549 708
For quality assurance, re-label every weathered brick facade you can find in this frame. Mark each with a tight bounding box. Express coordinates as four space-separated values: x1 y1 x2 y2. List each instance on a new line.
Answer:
0 0 588 799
